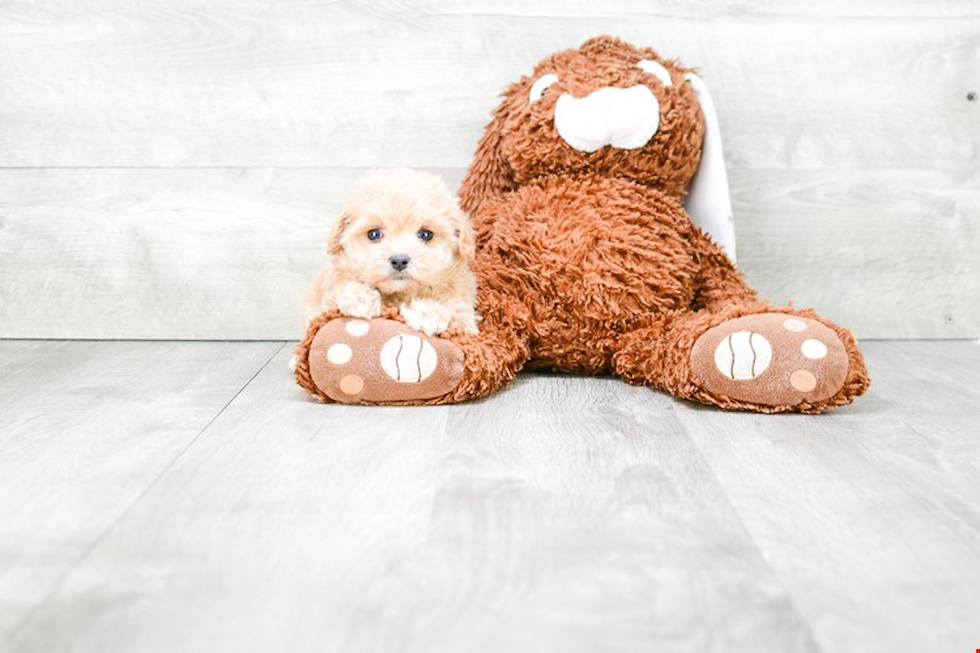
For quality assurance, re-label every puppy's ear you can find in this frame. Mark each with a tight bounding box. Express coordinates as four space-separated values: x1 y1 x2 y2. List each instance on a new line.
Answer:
327 212 352 256
452 208 477 263
459 89 519 215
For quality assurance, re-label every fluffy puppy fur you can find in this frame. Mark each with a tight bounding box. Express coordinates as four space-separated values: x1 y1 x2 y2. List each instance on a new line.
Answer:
302 169 479 335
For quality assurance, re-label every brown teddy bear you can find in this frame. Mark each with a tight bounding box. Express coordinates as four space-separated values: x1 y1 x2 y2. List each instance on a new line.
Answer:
294 35 870 413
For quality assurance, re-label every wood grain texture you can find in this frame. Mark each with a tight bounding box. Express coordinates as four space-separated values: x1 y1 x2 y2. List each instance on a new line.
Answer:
401 0 980 18
865 340 980 465
0 167 347 340
0 1 976 169
0 340 282 641
4 346 819 653
1 167 976 340
673 340 980 653
0 2 977 339
732 168 980 338
3 340 980 652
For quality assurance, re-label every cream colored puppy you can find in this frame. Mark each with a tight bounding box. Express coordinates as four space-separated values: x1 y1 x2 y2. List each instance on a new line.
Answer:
302 169 479 336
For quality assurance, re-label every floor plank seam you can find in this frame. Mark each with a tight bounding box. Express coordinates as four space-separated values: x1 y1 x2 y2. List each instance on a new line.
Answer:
676 413 830 653
0 341 286 648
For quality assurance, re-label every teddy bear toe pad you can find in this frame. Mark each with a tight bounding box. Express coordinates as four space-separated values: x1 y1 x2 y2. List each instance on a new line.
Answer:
308 318 463 404
690 313 849 408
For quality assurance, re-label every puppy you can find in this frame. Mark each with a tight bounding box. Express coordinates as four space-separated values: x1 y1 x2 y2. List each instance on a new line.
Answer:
302 169 479 336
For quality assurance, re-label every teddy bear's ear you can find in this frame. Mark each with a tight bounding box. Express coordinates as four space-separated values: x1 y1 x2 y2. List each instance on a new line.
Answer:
327 212 352 256
683 72 737 263
459 97 518 215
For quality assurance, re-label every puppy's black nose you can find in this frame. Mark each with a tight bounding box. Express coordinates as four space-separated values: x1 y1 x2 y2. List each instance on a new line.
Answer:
389 254 411 271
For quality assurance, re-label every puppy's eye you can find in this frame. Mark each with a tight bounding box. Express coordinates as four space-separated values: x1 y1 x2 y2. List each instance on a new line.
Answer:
638 59 673 88
367 228 383 241
529 73 559 103
418 229 434 242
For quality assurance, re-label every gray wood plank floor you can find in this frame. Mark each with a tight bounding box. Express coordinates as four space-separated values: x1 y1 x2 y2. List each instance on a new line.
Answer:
1 340 977 653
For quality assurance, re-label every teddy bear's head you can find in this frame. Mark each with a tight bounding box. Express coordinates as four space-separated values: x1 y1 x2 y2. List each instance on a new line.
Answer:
460 35 706 214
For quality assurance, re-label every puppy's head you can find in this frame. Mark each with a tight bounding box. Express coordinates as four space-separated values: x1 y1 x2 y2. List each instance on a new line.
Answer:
328 169 475 296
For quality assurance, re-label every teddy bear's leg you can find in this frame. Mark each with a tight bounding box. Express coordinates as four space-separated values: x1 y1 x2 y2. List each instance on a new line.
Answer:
613 304 870 413
610 228 869 413
294 297 531 406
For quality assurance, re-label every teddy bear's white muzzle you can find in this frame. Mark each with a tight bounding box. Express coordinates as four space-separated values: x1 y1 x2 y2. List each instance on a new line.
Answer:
554 85 660 153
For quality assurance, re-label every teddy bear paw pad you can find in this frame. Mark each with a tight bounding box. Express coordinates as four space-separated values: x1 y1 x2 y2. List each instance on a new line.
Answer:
307 318 463 404
690 313 849 407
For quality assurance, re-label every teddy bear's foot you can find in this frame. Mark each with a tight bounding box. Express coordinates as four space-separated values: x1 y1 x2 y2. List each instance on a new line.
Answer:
689 313 852 410
305 317 464 404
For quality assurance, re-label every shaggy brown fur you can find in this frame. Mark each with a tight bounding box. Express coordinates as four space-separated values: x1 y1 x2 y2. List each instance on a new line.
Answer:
295 35 870 412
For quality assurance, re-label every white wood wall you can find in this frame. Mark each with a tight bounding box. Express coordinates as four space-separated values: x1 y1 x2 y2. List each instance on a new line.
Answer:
1 1 977 339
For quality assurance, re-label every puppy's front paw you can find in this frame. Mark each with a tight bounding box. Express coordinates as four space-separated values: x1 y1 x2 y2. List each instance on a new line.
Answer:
335 282 382 319
400 299 452 336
